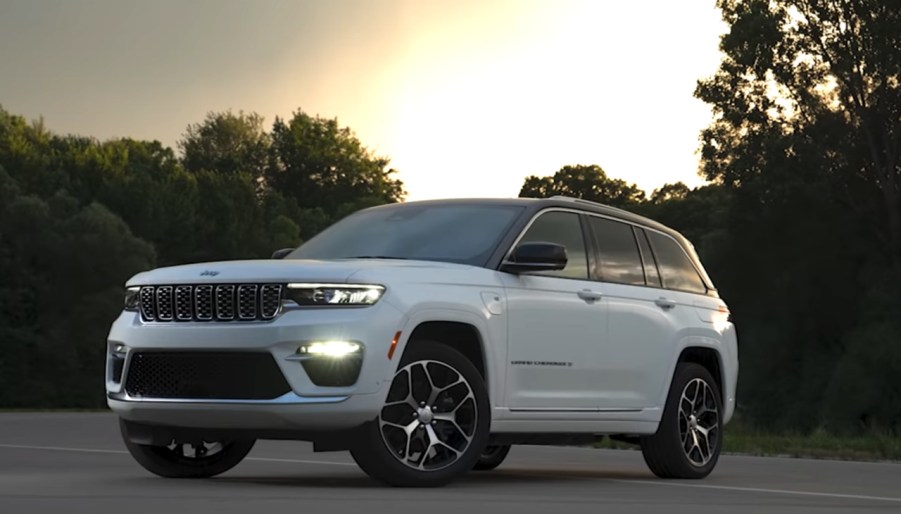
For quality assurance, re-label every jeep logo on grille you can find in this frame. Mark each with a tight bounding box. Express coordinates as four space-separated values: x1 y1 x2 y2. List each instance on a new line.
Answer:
199 270 220 277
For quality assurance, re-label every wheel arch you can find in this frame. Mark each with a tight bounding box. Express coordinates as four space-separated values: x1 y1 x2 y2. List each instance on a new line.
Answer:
676 346 725 401
405 321 487 380
394 308 500 404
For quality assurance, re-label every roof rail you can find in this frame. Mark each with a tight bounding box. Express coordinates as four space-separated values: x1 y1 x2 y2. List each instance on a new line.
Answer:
549 195 598 204
548 195 636 215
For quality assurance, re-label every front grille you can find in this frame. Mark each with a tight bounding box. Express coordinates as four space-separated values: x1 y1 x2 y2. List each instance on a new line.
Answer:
124 351 292 400
139 284 283 322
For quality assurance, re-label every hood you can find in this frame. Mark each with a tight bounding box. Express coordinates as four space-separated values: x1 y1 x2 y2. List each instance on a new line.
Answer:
125 258 480 286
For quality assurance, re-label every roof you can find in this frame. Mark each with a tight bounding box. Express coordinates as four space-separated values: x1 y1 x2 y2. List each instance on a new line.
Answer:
385 195 678 238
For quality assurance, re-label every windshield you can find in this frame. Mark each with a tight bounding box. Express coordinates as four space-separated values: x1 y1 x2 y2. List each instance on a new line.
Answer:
287 203 525 266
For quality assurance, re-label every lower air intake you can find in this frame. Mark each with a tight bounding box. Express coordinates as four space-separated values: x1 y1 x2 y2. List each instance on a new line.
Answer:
124 351 292 400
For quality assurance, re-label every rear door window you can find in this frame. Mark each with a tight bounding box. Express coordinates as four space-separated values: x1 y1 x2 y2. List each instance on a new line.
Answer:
587 216 645 286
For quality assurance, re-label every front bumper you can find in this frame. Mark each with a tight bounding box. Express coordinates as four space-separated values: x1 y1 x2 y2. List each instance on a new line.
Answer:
105 301 405 431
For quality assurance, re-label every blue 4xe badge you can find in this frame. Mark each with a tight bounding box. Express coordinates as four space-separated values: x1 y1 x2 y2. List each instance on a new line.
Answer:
199 270 220 277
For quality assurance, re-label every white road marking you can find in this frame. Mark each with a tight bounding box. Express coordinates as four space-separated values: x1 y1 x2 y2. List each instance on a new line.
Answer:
615 479 901 504
0 444 126 455
0 443 355 467
245 456 355 467
3 443 899 503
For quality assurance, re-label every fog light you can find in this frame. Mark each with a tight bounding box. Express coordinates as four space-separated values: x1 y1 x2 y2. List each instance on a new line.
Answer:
298 341 362 358
112 343 128 356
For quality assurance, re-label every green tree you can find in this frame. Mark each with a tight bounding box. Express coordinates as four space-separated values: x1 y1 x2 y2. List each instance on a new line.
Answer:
519 165 645 208
268 110 405 237
696 0 901 433
179 110 271 181
0 167 156 407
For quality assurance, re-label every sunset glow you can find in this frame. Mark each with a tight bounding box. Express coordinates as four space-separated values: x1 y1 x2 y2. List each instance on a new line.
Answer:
0 0 727 200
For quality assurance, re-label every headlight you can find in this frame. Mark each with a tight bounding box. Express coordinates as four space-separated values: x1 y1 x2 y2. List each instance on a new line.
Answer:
124 287 140 311
285 283 385 306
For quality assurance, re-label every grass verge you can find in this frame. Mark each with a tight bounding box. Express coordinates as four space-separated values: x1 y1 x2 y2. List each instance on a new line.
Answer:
596 418 901 462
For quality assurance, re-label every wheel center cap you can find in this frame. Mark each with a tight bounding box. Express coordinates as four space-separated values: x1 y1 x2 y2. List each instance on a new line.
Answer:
689 414 699 429
417 406 434 424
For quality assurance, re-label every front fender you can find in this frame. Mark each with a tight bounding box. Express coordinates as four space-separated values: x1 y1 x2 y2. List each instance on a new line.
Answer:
387 303 506 410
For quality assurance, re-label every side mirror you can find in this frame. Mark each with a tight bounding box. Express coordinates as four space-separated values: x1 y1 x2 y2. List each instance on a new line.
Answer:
500 242 567 274
271 248 294 259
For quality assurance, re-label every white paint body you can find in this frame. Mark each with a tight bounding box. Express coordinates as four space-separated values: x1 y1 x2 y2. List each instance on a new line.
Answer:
107 255 738 437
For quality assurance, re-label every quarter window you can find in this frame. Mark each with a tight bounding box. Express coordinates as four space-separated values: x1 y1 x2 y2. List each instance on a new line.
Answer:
516 211 589 279
646 231 706 294
587 217 645 286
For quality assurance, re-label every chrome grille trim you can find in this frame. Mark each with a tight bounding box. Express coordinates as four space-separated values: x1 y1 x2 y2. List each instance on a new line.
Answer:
156 286 174 321
139 287 156 321
174 285 193 321
194 285 213 320
215 285 236 321
137 284 283 322
260 284 282 320
237 284 258 320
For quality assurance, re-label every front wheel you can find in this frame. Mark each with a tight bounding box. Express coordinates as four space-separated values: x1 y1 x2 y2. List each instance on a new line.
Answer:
350 341 491 487
640 363 723 479
119 419 255 478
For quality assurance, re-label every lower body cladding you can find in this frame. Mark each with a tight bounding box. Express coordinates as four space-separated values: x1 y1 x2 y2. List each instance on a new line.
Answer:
106 302 405 448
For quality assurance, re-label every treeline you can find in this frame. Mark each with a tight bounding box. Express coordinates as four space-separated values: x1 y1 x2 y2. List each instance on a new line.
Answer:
0 107 403 407
1 0 899 437
519 0 901 436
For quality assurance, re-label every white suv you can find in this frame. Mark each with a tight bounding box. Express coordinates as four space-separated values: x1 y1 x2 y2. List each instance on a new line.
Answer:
107 196 738 487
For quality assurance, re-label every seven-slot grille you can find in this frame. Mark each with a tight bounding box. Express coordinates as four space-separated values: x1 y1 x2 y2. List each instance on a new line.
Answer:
139 284 283 322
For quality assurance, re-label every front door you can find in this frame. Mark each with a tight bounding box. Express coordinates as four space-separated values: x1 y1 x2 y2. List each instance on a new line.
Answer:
502 210 608 411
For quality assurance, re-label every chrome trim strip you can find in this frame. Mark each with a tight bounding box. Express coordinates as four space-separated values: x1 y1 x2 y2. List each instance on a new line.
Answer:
108 391 349 405
508 408 642 413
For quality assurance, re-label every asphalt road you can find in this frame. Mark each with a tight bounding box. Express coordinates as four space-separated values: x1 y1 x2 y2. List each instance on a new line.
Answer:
1 413 899 513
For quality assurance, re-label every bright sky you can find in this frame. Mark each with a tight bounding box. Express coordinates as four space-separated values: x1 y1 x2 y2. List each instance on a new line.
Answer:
0 0 726 201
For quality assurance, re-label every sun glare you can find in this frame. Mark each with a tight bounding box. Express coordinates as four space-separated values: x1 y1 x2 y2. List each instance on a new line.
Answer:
356 0 727 201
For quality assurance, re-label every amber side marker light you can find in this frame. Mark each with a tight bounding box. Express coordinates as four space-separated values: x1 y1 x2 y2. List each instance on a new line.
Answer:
387 331 402 360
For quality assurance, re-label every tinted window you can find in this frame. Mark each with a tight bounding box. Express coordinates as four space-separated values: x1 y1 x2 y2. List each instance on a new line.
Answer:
588 217 645 286
288 204 524 266
517 211 588 279
635 228 662 287
647 231 706 294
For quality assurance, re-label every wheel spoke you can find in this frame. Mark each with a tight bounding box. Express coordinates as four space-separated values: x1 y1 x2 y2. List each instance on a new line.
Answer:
433 412 474 443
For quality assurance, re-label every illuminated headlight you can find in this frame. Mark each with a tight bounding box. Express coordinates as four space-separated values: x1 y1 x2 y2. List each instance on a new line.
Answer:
298 341 363 358
124 287 140 311
286 284 385 306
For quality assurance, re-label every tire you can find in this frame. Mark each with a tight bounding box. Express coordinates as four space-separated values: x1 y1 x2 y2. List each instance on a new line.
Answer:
473 444 511 471
119 418 255 478
640 362 723 479
350 341 491 487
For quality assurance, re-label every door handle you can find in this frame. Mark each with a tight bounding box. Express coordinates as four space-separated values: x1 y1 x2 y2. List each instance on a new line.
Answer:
577 289 604 302
655 297 676 310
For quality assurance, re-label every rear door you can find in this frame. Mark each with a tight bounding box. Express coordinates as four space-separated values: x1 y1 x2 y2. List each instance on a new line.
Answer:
585 216 678 410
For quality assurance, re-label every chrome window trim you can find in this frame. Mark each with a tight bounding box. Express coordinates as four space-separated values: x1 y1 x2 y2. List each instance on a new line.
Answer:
504 206 712 294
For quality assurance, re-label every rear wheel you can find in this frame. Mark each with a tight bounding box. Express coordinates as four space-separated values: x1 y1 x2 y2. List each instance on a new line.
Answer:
473 444 511 471
350 341 490 487
119 419 255 478
640 363 723 479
